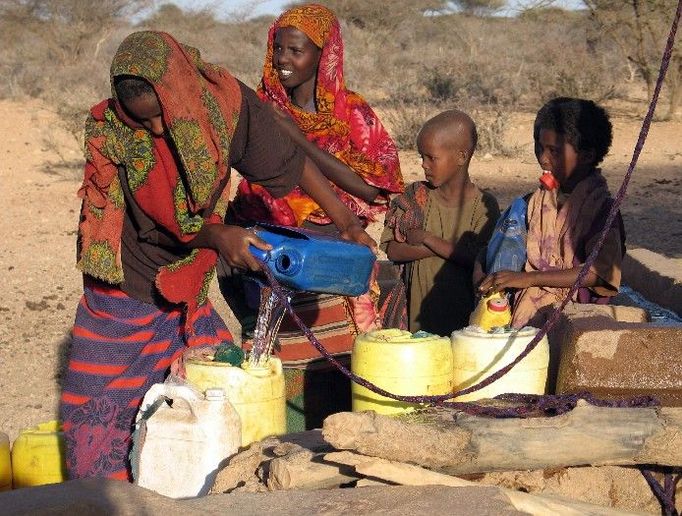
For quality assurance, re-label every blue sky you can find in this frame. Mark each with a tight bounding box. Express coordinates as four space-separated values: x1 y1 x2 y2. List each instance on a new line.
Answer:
174 0 585 19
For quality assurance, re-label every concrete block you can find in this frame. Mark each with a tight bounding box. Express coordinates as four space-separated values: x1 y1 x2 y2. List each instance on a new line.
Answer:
546 304 649 392
554 307 682 406
622 248 682 316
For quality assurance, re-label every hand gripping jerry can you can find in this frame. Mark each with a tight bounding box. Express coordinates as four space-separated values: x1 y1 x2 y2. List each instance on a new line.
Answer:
248 223 376 296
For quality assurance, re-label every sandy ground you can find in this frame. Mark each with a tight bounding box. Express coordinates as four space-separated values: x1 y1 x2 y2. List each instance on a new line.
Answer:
0 97 680 441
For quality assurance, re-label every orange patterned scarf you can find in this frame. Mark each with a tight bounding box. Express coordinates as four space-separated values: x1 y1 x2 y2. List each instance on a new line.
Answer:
232 3 403 227
77 31 241 327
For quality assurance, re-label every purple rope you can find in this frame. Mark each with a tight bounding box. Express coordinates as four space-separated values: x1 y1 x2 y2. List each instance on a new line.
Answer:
640 469 682 516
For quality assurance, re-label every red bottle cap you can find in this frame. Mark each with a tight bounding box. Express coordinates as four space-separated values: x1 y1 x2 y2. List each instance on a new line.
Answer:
539 170 559 190
487 298 509 312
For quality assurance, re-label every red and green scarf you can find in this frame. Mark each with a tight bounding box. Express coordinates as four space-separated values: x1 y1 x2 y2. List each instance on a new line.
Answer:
77 31 241 328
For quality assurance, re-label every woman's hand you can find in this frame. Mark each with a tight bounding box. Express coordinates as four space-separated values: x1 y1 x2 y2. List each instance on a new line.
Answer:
197 224 272 271
478 270 534 294
267 104 306 144
340 223 378 254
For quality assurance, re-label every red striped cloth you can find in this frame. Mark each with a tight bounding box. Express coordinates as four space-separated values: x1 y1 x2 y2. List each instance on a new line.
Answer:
59 280 232 480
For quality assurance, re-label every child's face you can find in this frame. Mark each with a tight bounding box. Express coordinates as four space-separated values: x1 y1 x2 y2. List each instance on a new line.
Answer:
416 129 464 188
535 128 591 185
272 27 321 91
120 93 165 137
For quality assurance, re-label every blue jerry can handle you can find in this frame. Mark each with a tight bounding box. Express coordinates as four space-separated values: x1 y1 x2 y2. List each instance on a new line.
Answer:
249 245 270 262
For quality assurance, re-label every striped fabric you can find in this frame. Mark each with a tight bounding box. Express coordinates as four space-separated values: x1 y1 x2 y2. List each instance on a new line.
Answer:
274 293 356 364
59 280 232 480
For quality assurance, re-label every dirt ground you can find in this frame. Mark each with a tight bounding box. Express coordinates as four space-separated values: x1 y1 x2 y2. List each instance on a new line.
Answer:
0 97 680 442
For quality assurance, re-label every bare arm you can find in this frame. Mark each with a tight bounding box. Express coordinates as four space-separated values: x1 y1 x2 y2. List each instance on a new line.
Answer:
269 105 381 203
385 240 435 262
478 267 603 294
386 229 475 267
297 156 377 251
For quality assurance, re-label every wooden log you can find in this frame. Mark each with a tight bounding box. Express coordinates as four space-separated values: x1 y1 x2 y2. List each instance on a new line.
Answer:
322 402 682 474
267 450 360 490
325 451 642 516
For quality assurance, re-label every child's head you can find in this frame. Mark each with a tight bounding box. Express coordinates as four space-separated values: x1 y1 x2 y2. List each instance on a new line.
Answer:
533 97 612 186
416 110 477 188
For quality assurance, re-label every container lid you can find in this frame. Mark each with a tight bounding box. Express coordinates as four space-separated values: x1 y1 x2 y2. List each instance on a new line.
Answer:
205 388 226 401
453 326 539 339
487 298 509 312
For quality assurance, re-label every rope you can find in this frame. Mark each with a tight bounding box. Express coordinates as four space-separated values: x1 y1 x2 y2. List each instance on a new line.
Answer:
640 469 682 516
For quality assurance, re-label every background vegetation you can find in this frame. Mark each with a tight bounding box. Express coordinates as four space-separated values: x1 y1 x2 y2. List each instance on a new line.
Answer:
0 0 679 155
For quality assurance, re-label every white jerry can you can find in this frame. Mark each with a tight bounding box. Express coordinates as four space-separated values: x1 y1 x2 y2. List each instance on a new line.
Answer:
133 383 241 498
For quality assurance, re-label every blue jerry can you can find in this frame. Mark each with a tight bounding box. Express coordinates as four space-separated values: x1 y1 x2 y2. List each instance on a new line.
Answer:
248 223 376 296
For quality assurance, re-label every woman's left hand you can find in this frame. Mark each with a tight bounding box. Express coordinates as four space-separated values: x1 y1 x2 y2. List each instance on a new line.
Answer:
478 270 533 294
340 224 378 254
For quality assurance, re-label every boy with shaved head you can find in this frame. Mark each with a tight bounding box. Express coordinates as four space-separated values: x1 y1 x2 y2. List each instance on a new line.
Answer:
381 110 500 335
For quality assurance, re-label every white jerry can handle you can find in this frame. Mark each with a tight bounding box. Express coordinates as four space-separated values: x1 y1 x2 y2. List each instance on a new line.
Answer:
137 383 201 424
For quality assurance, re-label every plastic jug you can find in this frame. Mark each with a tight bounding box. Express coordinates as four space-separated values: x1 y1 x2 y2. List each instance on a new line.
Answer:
11 421 66 488
486 196 527 274
0 432 11 491
352 329 454 415
451 327 549 401
133 384 241 499
185 357 286 446
248 223 376 296
469 292 512 331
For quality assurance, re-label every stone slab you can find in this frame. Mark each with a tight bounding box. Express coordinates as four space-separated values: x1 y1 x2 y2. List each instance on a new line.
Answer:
547 304 649 392
622 248 682 316
0 479 522 516
554 307 682 405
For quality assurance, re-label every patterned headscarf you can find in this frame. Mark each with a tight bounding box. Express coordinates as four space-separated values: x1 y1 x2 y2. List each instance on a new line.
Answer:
77 31 242 326
232 4 403 227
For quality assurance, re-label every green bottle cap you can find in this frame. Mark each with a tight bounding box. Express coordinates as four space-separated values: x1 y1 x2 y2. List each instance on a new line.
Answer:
213 343 245 366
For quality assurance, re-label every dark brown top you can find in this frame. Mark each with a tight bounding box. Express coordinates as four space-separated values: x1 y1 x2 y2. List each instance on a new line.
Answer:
118 81 305 304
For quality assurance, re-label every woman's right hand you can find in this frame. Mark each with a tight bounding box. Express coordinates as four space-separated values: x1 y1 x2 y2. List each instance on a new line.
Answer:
266 104 306 144
199 224 272 271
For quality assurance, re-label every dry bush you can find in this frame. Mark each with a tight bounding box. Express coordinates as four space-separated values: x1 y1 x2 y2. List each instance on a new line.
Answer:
0 0 659 159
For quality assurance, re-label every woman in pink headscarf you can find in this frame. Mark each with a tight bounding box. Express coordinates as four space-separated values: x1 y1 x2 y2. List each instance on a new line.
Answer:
225 4 404 431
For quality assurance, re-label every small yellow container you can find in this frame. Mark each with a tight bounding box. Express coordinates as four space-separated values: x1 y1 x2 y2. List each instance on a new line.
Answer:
469 292 512 331
451 327 549 401
352 329 454 415
11 421 67 488
1 432 11 491
185 357 286 446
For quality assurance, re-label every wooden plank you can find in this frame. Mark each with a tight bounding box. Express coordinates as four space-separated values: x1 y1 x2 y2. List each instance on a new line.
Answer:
268 451 359 490
324 451 642 516
322 402 682 474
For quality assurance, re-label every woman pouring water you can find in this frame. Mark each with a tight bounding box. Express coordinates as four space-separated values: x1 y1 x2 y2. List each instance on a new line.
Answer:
60 30 374 481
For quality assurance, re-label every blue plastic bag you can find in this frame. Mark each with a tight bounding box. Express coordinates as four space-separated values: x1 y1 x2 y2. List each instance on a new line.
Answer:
485 196 528 274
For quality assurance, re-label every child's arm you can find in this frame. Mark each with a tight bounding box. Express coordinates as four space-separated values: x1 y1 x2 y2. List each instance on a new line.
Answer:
400 229 478 267
385 239 434 262
478 267 604 294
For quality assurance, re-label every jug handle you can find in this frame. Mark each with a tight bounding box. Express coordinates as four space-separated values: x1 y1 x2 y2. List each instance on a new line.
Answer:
249 245 269 262
138 384 200 421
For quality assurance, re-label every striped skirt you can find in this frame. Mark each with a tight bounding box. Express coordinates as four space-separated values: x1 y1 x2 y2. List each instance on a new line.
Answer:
59 280 232 481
